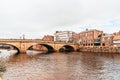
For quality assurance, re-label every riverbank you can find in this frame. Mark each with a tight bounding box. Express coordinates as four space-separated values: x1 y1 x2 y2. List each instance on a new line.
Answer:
0 65 6 80
80 47 120 53
0 66 6 72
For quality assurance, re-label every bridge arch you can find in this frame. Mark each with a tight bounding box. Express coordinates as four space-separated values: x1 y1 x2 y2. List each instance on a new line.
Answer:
0 43 20 54
59 45 75 52
27 44 55 53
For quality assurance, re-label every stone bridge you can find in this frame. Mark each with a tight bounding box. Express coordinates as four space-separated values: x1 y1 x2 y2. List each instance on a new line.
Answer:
0 39 79 53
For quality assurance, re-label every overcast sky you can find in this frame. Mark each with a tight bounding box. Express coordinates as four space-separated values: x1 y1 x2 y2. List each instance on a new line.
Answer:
0 0 120 39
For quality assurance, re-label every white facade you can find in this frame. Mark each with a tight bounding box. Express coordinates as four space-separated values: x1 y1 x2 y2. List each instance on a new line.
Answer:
54 31 73 42
113 40 120 47
113 40 120 44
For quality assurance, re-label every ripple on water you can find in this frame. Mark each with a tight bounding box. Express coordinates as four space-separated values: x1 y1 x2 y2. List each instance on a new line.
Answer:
2 52 120 80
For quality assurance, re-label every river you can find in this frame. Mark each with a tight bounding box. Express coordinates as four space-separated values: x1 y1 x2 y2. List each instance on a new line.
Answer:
0 50 120 80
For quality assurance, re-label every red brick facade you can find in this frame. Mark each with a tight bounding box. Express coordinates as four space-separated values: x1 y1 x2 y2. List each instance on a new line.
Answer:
113 31 120 47
73 32 80 43
79 29 102 46
42 35 54 41
101 34 113 47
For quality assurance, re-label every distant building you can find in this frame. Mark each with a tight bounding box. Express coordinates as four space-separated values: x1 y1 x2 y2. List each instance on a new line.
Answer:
42 35 54 41
113 30 120 35
113 35 120 47
112 31 120 47
72 32 80 43
54 31 74 42
79 29 103 46
101 34 113 47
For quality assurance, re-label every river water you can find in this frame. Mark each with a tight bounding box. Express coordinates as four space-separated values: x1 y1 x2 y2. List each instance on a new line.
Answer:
0 50 120 80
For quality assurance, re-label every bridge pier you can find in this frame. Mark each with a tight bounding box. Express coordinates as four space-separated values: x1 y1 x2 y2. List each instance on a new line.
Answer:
18 50 26 54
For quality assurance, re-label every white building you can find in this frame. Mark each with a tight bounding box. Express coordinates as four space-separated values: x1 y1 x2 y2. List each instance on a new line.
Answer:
54 31 74 42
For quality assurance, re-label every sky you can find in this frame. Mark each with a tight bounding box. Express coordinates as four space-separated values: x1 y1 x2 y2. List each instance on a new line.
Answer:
0 0 120 39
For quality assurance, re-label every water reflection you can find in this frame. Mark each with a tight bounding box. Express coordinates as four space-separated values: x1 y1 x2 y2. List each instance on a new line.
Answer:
1 52 120 80
26 50 47 56
0 49 17 59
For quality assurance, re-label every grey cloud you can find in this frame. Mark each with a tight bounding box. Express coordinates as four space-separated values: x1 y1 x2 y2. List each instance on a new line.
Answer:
0 0 120 38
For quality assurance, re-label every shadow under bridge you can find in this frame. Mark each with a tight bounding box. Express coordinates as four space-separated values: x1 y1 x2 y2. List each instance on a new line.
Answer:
0 43 20 54
27 44 55 53
59 45 75 52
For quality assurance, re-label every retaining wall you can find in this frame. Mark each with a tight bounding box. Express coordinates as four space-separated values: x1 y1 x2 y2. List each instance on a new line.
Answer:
80 47 120 53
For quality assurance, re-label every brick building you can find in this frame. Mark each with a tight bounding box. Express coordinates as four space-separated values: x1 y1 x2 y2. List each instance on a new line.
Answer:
112 31 120 47
79 29 103 46
101 34 113 47
42 35 54 41
72 32 80 43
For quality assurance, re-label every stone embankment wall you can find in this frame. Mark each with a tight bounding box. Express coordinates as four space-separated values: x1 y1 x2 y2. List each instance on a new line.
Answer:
80 47 120 53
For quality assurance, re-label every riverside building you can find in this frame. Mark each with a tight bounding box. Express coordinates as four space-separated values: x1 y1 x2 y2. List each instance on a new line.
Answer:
79 29 103 46
54 31 74 42
113 31 120 47
100 34 113 47
42 35 54 41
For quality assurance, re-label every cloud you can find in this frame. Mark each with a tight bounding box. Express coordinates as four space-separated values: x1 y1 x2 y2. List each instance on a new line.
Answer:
0 0 120 38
